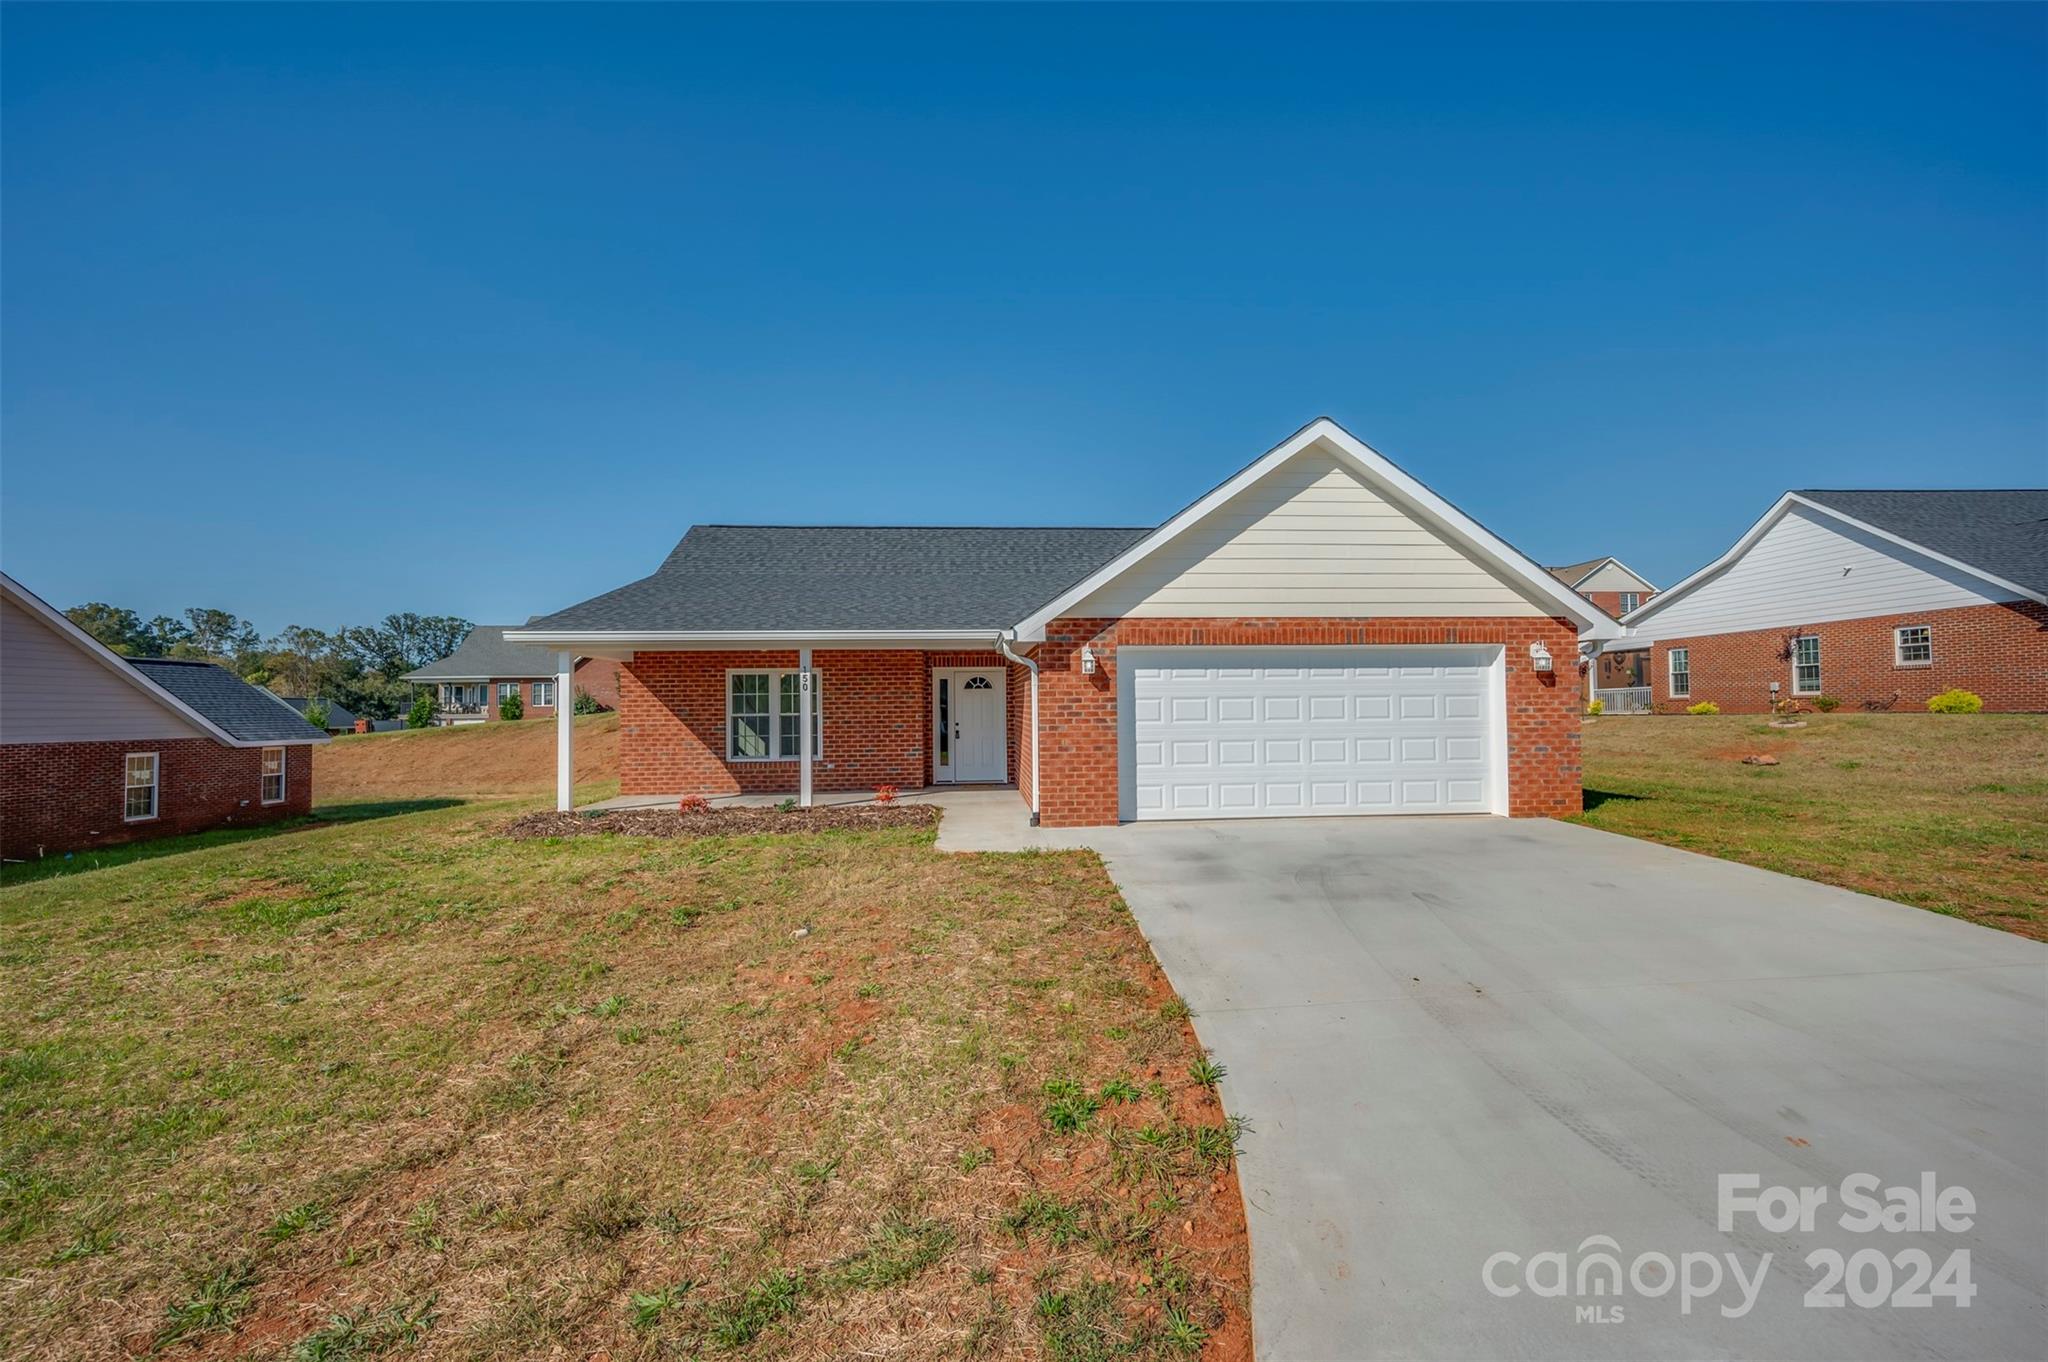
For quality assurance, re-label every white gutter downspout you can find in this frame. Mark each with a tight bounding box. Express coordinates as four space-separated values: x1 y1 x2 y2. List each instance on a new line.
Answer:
995 630 1040 824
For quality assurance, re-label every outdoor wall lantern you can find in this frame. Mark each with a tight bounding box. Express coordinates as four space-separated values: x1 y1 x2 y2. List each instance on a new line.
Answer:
1080 644 1097 675
1528 641 1554 672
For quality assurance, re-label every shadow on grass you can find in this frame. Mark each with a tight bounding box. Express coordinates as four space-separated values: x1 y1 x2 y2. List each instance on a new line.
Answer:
1581 788 1649 814
0 798 465 886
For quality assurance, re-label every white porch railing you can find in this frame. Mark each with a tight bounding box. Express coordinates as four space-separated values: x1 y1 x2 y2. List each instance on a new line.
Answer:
1594 686 1654 714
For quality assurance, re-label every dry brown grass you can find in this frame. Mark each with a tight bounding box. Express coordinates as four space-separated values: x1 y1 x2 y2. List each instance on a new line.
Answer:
1577 712 2048 938
0 800 1249 1359
313 712 621 803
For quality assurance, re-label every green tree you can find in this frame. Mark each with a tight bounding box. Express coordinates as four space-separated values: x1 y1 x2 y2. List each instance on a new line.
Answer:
64 603 149 655
408 690 437 729
304 699 330 730
573 688 605 715
499 690 524 721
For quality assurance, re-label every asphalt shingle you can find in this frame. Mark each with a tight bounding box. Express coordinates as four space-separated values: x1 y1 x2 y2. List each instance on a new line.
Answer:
1796 490 2048 597
129 659 329 744
403 626 567 681
519 525 1155 633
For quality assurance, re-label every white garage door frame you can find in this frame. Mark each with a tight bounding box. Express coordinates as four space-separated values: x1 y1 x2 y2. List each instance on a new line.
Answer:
1116 644 1510 822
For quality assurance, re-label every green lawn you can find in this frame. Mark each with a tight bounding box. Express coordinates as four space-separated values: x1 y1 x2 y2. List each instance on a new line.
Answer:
1574 713 2048 939
0 800 1249 1359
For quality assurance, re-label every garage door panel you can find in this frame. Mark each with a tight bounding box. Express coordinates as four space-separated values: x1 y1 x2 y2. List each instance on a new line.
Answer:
1124 646 1498 820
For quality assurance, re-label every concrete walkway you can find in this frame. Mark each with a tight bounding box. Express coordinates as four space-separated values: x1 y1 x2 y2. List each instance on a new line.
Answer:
948 810 2048 1360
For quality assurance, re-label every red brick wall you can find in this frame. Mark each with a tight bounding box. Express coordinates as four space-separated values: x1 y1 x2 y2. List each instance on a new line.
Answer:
1649 601 2048 714
620 650 1025 797
574 657 622 711
1581 589 1652 619
0 738 315 861
1033 616 1584 827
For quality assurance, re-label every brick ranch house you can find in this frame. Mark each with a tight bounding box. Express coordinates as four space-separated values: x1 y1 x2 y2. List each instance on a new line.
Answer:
507 419 1621 827
1 572 328 861
401 625 621 724
1607 489 2048 714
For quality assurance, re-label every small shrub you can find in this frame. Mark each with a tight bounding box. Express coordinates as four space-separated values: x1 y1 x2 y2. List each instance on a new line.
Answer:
304 699 330 729
1585 698 1604 716
1685 701 1720 715
1812 696 1842 712
1927 688 1983 714
572 687 604 715
776 797 798 813
499 691 524 721
676 795 710 814
873 784 898 804
407 692 436 729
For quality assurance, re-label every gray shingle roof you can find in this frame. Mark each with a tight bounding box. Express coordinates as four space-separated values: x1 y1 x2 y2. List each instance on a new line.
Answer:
282 697 359 729
1796 490 2048 597
402 625 565 681
129 659 329 743
521 526 1155 633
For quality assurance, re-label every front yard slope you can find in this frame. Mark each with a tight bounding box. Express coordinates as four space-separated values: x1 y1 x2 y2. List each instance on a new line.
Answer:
0 803 1250 1359
1576 713 2048 939
313 712 619 802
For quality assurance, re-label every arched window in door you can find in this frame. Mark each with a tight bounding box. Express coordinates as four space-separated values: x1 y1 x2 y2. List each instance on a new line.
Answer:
963 676 994 690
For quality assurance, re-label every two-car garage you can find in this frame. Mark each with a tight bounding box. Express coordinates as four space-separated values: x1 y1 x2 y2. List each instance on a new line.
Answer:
1120 646 1506 821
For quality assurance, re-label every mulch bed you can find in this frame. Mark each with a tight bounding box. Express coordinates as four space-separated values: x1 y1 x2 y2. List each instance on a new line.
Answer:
503 802 942 840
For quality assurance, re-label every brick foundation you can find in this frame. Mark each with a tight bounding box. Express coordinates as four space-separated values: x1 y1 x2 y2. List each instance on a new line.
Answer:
1032 615 1584 827
0 738 315 861
1648 601 2048 713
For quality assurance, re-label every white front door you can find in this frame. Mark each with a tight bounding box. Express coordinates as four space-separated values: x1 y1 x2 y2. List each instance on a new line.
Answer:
1120 646 1503 820
934 669 1007 783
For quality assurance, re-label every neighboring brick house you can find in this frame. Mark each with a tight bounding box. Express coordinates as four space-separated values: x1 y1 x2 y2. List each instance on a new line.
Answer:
401 626 621 724
1607 490 2048 714
0 572 328 862
1546 557 1659 700
507 418 1622 826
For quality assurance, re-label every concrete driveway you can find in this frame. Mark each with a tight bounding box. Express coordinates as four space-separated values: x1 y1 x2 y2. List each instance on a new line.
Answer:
1075 817 2045 1361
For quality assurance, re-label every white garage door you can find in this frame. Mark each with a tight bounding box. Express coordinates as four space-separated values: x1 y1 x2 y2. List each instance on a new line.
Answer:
1122 646 1502 821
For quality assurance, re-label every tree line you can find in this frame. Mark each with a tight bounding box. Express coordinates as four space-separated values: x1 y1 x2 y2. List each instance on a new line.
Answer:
63 603 473 720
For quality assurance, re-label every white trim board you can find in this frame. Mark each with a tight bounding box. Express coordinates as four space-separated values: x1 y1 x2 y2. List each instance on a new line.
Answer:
1012 418 1621 642
1623 493 2044 630
1 572 328 749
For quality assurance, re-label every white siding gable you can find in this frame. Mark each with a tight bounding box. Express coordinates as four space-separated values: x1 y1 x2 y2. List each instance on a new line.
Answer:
1072 448 1548 619
1628 505 2020 643
1576 561 1654 593
0 597 206 744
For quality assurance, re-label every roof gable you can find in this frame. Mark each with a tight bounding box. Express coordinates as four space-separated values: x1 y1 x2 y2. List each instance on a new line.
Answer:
130 659 329 744
1015 418 1620 639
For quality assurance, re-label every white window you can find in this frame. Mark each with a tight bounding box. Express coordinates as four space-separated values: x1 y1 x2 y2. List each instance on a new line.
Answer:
1619 592 1640 614
124 752 159 821
1792 635 1822 695
727 670 821 760
1668 647 1690 698
261 746 286 804
532 680 555 707
498 682 519 701
1894 625 1932 667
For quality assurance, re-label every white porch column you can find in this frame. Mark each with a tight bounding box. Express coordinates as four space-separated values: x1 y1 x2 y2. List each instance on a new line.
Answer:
555 650 574 812
798 646 814 807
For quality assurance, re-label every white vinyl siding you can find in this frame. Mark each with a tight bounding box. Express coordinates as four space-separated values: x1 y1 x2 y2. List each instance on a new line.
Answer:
1894 625 1932 666
124 752 159 821
1072 449 1548 619
727 670 820 761
1627 506 2019 643
1668 648 1690 698
261 747 286 803
1576 562 1656 593
1792 636 1822 695
0 598 208 744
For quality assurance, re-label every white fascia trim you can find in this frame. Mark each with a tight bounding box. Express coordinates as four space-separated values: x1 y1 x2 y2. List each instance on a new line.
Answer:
1010 417 1623 641
503 629 999 648
1 571 245 748
1570 556 1659 593
1620 493 2044 627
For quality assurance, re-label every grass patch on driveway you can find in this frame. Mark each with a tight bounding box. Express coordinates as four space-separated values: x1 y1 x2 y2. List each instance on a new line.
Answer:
0 800 1248 1359
1575 713 2048 939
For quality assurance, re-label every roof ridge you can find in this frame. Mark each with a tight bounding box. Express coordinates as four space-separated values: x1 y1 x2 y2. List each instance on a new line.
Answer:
1796 487 2048 494
691 523 1156 531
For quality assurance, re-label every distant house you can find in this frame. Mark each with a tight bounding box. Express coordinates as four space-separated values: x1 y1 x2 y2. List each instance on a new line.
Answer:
1547 557 1660 703
1 573 328 861
401 626 619 725
1610 490 2048 713
281 696 360 735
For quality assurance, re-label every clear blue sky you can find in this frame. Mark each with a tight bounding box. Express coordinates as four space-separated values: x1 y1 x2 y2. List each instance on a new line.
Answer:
4 3 2043 634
